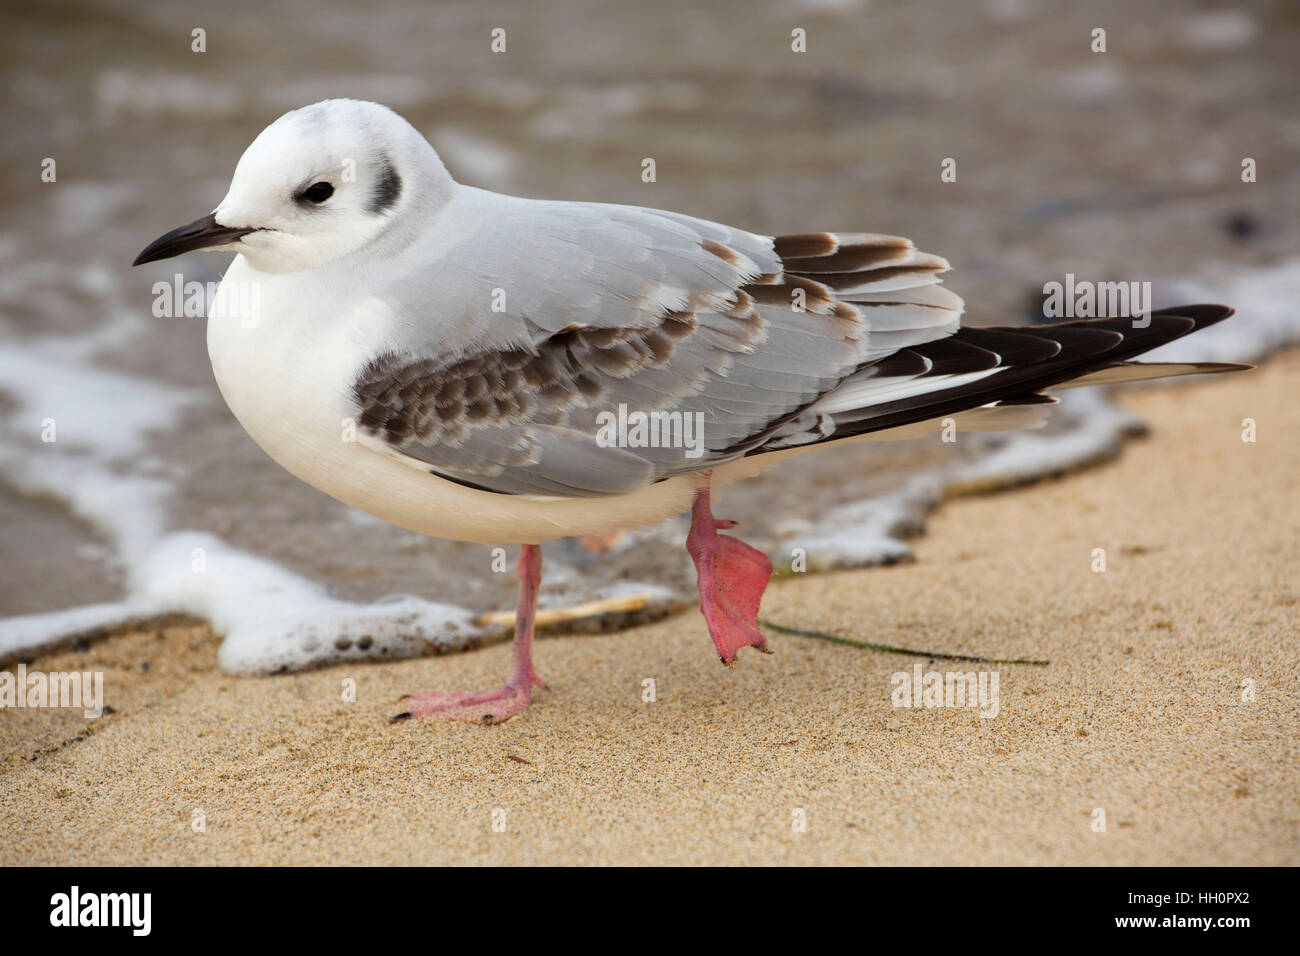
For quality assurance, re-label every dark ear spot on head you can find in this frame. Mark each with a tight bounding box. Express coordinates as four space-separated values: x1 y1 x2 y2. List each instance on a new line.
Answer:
371 158 401 213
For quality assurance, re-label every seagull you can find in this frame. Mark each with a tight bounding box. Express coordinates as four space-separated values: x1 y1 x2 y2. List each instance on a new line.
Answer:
134 99 1246 723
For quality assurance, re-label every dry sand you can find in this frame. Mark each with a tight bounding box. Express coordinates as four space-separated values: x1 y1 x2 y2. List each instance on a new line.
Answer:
2 354 1296 865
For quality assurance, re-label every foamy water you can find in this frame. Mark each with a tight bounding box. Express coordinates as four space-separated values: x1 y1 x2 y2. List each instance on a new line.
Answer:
3 260 1297 672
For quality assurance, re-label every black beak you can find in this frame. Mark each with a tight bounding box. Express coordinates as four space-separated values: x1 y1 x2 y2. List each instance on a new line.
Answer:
132 213 258 266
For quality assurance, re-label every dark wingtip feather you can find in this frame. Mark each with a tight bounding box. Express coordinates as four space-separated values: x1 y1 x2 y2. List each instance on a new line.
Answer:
1151 303 1235 326
752 300 1243 452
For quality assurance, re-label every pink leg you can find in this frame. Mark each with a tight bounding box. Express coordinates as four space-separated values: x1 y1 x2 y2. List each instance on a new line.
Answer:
394 544 546 725
686 482 774 664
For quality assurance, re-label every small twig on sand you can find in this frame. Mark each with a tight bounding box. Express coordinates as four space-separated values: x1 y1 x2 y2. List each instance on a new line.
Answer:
758 620 1050 666
476 593 653 630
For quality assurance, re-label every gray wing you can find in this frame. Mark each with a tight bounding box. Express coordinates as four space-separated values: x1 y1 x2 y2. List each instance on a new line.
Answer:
351 199 962 496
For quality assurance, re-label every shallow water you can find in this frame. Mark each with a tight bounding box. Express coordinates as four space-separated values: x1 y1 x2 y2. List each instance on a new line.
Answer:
1 0 1297 670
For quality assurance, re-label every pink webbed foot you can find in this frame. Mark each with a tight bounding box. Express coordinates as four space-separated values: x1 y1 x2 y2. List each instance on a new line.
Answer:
395 673 546 725
392 543 546 726
686 484 774 664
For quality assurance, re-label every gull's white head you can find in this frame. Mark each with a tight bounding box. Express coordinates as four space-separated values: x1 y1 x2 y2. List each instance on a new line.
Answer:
134 99 454 274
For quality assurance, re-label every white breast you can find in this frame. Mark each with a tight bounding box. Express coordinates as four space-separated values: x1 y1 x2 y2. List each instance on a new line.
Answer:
204 255 701 545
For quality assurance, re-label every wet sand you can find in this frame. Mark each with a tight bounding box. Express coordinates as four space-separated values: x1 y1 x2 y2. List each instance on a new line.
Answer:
1 354 1296 865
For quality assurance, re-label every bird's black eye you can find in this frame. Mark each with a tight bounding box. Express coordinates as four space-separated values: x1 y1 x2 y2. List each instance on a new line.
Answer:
300 181 334 203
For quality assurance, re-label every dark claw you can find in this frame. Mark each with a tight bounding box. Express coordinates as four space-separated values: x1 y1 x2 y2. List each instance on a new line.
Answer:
389 711 412 723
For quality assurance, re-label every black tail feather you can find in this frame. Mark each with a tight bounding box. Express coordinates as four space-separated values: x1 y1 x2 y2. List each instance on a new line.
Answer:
749 305 1240 452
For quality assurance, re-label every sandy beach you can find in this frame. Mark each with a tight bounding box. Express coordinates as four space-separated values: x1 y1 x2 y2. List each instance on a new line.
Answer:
1 351 1295 866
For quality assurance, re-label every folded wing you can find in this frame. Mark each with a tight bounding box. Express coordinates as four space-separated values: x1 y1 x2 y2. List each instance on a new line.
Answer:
349 196 1239 497
351 200 959 495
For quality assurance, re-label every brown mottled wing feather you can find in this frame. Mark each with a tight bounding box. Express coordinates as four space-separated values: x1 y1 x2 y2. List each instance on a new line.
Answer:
352 205 1238 495
351 211 965 496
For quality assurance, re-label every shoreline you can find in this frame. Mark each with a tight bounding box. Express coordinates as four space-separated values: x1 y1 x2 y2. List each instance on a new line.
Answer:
1 353 1296 865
